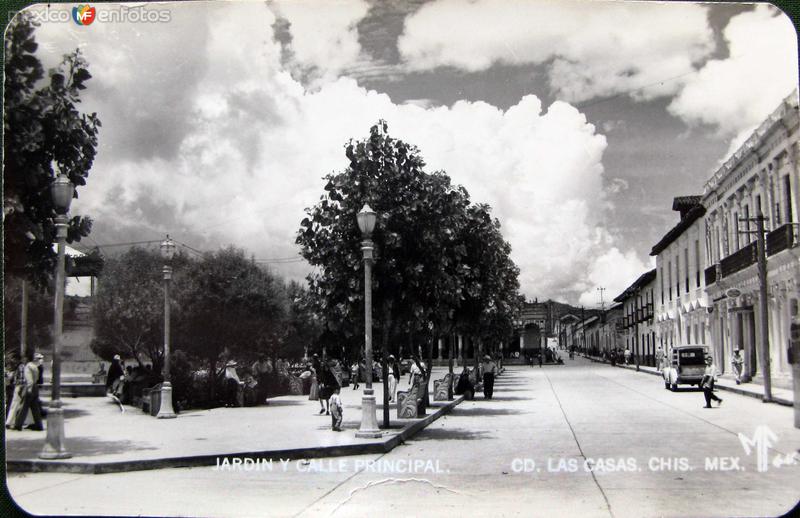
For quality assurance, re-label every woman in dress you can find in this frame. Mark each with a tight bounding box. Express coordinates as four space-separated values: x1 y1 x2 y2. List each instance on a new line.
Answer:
5 361 26 428
387 355 399 402
308 363 319 401
318 359 340 415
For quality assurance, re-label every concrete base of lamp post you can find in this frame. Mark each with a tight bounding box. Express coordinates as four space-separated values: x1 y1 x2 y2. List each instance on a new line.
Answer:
355 389 381 438
39 400 71 459
157 382 177 419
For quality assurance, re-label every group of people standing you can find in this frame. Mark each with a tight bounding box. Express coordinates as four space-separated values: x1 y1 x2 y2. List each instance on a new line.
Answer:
5 353 45 431
222 356 293 408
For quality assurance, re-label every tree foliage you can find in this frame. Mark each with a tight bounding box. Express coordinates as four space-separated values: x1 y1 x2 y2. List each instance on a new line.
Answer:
4 12 101 291
90 248 177 373
297 121 522 362
172 247 289 376
3 276 53 362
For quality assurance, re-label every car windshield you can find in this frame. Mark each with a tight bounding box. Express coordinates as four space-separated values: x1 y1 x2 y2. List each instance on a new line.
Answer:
678 349 706 365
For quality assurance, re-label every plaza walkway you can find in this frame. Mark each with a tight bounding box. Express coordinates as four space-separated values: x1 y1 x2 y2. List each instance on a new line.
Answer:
5 367 462 472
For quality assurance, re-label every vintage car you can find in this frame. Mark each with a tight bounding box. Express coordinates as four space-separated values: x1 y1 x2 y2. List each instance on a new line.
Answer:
663 345 709 391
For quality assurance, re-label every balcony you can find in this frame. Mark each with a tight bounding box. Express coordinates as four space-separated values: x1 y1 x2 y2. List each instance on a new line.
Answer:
704 264 717 286
766 223 798 256
720 242 756 278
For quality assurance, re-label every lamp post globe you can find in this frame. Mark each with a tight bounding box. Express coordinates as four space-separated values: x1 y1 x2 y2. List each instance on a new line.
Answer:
356 204 377 237
40 166 73 459
157 235 177 419
50 172 75 214
355 204 381 437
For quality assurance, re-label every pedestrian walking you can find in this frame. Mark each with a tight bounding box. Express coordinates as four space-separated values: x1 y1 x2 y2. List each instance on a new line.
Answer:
624 347 631 365
308 363 319 401
13 353 45 431
318 359 340 415
481 355 497 399
655 346 665 370
701 356 723 408
329 387 343 431
731 349 745 385
538 352 543 368
387 355 398 402
5 360 26 428
223 360 243 408
251 355 272 404
106 354 124 395
4 359 19 418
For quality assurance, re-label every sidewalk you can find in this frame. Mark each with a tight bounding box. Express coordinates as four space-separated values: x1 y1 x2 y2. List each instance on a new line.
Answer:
4 367 463 474
581 354 794 406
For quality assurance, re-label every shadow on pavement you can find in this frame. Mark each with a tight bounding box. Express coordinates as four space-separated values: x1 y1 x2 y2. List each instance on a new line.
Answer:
263 400 307 407
5 436 158 460
479 395 529 401
451 406 528 417
412 427 494 442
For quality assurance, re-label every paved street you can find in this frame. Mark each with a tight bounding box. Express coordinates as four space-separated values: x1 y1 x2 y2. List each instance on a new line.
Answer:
7 358 800 517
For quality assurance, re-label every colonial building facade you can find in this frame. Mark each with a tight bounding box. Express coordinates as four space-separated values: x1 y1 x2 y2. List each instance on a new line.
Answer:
612 90 800 388
614 269 657 366
651 197 711 355
701 90 800 387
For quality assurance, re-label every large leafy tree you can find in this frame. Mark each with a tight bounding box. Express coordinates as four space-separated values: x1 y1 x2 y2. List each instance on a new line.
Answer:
90 248 184 373
4 13 101 291
297 122 517 419
455 204 523 364
172 247 288 397
284 280 323 359
297 122 472 358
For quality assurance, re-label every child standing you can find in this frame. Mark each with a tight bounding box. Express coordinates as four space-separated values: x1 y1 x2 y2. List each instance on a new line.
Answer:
350 362 359 390
329 387 343 431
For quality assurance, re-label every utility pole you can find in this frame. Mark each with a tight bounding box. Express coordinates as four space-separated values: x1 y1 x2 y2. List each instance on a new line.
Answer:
580 306 585 354
739 213 772 402
597 287 606 311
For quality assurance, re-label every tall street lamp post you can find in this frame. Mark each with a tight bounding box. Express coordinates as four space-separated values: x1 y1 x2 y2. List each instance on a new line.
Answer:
356 204 381 438
40 169 73 459
157 235 177 418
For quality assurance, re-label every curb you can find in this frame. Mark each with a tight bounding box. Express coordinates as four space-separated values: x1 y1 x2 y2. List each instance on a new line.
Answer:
583 355 793 407
5 396 464 474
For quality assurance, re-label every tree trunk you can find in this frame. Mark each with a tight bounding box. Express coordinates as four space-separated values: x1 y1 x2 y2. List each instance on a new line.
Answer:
448 331 454 400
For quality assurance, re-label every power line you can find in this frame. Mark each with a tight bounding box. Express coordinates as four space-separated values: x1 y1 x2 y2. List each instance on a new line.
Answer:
575 68 699 111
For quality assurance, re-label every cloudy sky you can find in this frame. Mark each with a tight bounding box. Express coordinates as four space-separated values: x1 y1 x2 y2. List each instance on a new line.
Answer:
21 0 798 306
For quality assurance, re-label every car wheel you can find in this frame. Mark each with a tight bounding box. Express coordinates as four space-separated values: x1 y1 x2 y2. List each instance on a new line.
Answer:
671 382 677 391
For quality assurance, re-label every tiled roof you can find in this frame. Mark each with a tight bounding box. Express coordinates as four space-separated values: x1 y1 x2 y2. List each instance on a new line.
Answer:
672 195 702 212
650 204 706 256
613 268 657 302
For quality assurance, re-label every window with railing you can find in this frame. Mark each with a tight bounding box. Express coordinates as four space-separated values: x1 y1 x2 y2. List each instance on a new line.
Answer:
766 223 798 256
720 241 756 277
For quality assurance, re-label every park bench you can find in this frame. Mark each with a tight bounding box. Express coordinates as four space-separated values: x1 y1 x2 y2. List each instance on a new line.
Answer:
397 377 425 418
433 372 453 401
140 384 160 416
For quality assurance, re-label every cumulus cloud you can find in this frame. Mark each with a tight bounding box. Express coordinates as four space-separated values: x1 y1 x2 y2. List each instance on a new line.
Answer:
577 248 653 308
28 2 648 304
398 0 713 102
667 4 798 158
